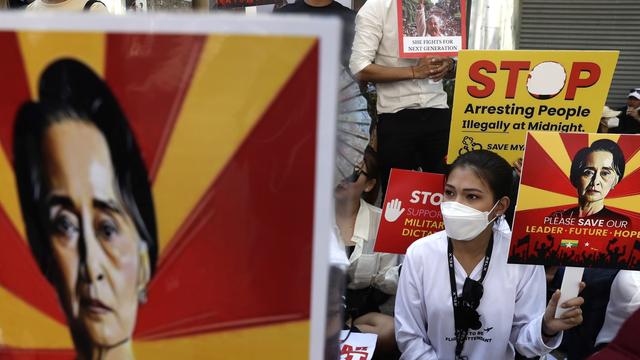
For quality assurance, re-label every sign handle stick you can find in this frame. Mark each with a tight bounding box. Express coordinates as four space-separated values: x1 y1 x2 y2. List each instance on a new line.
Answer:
554 266 584 318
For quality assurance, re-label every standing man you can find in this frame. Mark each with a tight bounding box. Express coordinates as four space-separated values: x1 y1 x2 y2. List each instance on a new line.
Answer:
350 0 455 195
275 0 355 67
615 88 640 134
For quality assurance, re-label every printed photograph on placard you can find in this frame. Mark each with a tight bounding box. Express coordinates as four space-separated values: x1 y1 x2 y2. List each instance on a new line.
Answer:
397 0 466 57
0 15 337 359
509 132 640 270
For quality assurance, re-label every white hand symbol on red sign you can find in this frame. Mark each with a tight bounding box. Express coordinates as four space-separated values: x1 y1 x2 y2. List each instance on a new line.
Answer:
384 199 405 223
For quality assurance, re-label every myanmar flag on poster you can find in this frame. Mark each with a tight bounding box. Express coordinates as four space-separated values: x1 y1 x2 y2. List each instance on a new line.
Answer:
0 27 320 359
509 132 640 270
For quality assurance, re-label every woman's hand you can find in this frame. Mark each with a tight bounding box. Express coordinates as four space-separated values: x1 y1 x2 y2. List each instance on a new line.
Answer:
542 283 586 337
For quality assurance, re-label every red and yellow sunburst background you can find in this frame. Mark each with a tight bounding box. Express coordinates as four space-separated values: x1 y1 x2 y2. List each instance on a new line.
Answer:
0 30 320 358
509 132 640 270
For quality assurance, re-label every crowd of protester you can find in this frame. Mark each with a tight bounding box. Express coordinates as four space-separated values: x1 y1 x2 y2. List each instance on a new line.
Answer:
271 0 640 358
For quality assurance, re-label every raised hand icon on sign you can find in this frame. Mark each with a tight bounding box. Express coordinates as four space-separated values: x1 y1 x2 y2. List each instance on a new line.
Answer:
384 199 405 223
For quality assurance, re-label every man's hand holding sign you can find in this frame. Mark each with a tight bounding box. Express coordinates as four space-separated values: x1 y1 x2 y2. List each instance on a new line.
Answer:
413 56 454 81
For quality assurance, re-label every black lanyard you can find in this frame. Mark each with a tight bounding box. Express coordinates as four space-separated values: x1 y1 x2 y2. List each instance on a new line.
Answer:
447 234 493 360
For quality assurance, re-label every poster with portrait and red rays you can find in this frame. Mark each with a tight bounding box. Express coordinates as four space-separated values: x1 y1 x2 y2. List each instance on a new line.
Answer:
0 14 340 360
509 132 640 270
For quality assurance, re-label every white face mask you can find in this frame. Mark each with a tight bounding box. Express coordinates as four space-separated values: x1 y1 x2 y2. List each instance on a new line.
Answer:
440 201 499 241
606 116 619 128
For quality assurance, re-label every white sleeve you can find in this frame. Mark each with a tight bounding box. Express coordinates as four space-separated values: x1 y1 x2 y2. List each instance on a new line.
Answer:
596 270 640 345
394 249 438 360
511 265 562 357
373 253 403 295
349 0 383 76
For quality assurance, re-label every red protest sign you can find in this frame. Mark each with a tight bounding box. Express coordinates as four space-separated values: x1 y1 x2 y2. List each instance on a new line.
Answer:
374 169 444 254
509 132 640 270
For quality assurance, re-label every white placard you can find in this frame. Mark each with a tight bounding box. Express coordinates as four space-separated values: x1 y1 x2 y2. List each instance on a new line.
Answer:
340 331 378 360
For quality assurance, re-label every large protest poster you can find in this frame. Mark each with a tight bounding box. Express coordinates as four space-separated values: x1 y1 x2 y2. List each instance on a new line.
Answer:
447 50 618 164
375 169 444 254
509 132 640 270
0 13 339 359
397 0 467 58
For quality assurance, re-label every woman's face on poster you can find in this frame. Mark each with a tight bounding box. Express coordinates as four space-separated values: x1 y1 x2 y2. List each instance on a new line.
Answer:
42 120 144 347
576 150 619 203
427 16 441 36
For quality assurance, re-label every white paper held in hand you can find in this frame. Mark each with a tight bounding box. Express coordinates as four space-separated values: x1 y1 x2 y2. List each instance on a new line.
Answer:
555 266 584 319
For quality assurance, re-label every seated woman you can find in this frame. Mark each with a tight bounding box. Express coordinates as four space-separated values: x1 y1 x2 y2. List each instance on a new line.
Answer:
395 149 585 360
335 145 402 357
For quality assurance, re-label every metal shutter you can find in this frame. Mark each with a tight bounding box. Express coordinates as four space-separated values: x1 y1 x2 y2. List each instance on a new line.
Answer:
518 0 640 108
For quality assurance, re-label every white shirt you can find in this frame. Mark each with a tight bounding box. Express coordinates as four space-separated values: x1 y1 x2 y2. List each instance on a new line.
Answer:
349 0 448 114
330 227 350 269
343 199 402 315
596 270 640 346
395 223 561 360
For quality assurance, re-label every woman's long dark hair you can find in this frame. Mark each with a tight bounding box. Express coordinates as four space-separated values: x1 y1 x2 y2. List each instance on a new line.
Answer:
362 145 380 205
13 58 158 279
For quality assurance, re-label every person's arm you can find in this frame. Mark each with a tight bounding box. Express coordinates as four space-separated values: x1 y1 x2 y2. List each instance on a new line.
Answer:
355 57 453 83
541 287 584 342
511 265 563 357
349 0 452 83
596 271 640 346
394 247 438 359
373 253 403 295
415 0 426 37
627 107 640 122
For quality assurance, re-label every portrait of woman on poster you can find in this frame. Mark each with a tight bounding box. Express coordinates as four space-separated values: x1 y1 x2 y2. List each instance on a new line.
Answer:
415 0 445 37
13 58 157 360
553 139 630 225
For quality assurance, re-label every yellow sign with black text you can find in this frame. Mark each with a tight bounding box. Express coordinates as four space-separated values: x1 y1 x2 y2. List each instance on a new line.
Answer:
447 50 619 164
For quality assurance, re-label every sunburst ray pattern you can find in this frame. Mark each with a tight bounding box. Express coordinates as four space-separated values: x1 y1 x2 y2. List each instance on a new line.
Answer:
511 131 640 270
0 29 321 359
